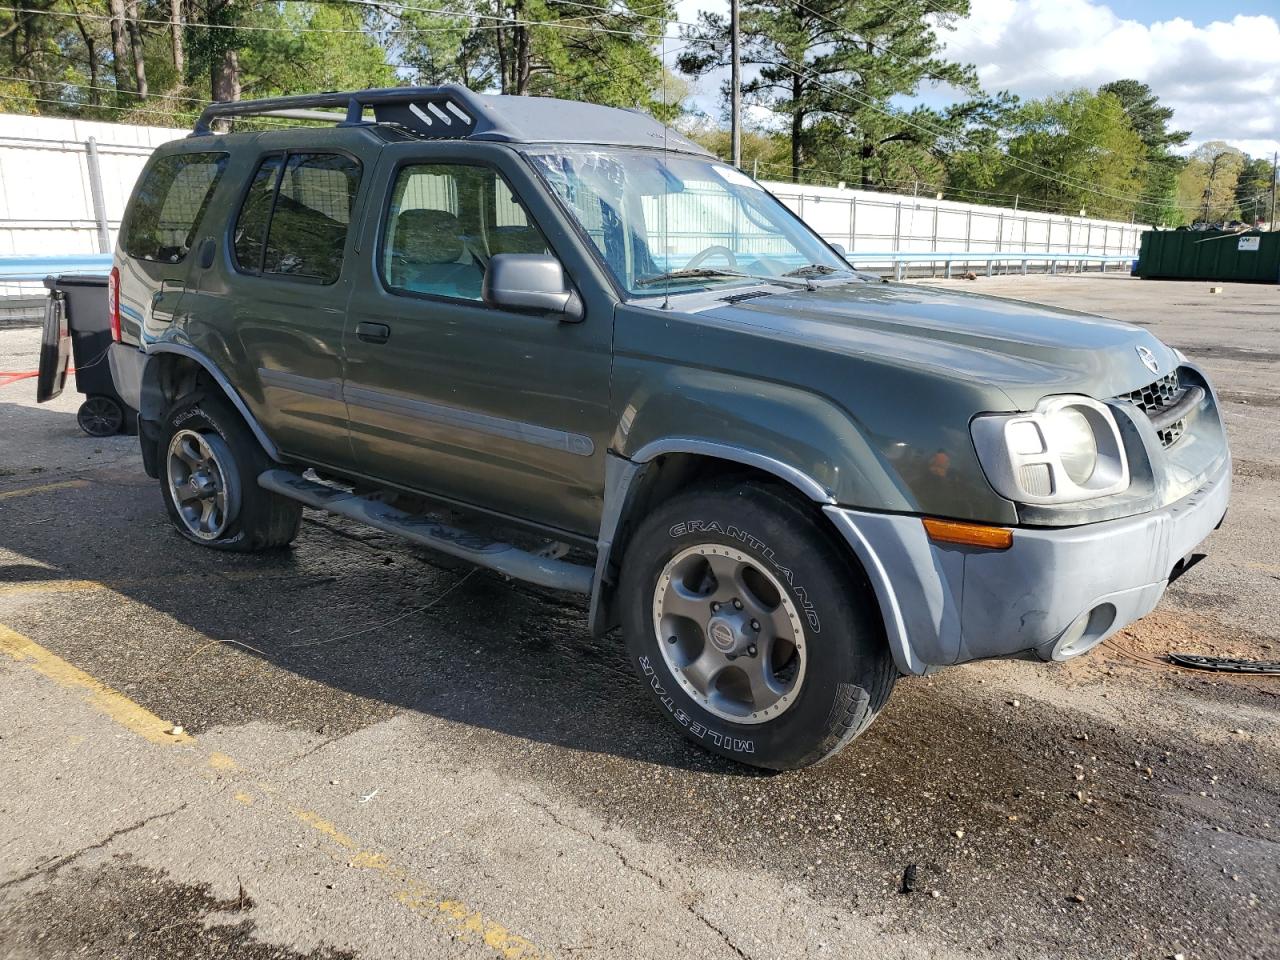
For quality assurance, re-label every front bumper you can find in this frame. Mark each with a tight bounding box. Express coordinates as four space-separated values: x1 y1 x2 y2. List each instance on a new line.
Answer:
823 458 1231 675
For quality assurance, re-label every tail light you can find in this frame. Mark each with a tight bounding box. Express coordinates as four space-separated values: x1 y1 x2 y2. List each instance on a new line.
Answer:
108 266 121 342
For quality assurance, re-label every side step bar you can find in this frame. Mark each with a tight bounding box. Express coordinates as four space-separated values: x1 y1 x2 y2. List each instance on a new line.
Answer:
258 469 593 594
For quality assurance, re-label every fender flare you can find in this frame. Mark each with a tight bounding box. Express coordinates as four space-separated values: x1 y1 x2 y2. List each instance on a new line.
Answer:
587 440 835 636
140 342 284 463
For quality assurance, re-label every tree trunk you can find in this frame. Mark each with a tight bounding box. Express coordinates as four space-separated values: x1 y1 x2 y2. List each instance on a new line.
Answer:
124 0 147 98
170 0 184 78
211 46 240 102
106 0 130 93
71 8 100 104
790 72 803 182
515 24 531 94
494 0 508 94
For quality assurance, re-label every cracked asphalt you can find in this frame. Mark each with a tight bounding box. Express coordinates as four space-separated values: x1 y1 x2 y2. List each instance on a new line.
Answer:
1 273 1277 960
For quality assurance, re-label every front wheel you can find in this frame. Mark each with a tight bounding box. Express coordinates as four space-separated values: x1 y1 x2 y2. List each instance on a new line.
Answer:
620 480 895 770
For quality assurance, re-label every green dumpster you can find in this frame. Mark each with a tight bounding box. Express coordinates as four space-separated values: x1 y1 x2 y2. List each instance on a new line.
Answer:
1136 229 1280 282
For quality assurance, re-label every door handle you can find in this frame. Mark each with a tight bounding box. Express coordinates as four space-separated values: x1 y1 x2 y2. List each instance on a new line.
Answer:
356 321 390 344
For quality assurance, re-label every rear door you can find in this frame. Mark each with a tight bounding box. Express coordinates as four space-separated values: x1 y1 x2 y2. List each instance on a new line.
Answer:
178 140 368 471
343 142 614 537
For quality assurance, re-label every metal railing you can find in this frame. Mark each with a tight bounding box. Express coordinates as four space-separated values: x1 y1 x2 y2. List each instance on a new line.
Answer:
0 253 112 280
0 250 1136 285
842 250 1135 280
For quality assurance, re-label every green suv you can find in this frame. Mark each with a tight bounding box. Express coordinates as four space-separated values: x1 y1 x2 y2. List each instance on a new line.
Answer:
104 86 1231 770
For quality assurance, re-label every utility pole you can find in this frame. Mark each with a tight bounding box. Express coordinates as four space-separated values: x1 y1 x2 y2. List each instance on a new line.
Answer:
1271 151 1277 231
730 0 741 169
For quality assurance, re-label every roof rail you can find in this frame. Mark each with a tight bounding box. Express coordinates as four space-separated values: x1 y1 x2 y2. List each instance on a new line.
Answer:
192 85 493 139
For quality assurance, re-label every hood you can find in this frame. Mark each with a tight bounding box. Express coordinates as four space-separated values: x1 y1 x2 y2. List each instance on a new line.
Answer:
697 281 1178 409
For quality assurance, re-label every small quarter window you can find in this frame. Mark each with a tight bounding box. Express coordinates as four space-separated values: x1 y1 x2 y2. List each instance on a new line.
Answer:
381 163 549 302
232 152 361 283
233 155 282 272
123 152 228 263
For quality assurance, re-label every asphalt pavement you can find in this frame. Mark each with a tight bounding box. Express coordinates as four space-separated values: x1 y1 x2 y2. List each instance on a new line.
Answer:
0 273 1276 960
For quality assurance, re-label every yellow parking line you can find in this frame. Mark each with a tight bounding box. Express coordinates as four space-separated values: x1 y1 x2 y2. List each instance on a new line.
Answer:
0 579 106 596
0 479 90 501
0 571 307 597
0 622 551 960
291 808 550 960
0 624 192 746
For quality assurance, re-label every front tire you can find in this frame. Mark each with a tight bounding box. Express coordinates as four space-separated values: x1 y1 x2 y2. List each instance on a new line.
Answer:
620 480 895 770
158 392 301 552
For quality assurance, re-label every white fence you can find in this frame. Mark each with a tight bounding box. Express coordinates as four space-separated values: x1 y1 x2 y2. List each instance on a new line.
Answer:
767 182 1147 265
0 111 1148 287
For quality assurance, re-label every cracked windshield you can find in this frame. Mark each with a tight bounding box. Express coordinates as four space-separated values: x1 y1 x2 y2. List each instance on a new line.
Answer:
526 147 854 297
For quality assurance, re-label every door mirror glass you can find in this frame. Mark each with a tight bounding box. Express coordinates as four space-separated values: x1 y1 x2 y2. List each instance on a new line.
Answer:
483 254 583 322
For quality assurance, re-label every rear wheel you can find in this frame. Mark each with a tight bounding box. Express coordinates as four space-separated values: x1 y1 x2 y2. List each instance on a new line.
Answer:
158 392 301 552
620 480 895 770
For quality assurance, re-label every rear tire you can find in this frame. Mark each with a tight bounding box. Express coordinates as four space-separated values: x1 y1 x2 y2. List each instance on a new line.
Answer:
620 480 895 770
158 392 301 552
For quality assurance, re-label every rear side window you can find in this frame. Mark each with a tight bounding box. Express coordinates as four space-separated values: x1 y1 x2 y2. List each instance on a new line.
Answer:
123 152 228 263
232 153 361 284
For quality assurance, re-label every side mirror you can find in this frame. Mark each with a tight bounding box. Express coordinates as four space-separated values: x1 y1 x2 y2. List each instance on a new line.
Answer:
831 243 848 258
483 254 584 322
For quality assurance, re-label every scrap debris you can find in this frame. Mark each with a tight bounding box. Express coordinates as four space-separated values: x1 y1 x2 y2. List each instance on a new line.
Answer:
1168 654 1280 675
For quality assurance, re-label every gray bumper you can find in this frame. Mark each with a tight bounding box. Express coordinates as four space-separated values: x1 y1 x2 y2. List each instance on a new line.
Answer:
107 341 145 411
824 459 1231 675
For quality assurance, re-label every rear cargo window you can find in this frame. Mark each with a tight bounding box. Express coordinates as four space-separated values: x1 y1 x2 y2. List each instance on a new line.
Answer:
232 152 360 284
122 152 228 263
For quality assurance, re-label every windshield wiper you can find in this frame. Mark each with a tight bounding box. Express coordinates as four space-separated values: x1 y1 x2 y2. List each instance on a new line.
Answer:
637 268 816 291
782 263 848 278
635 267 749 286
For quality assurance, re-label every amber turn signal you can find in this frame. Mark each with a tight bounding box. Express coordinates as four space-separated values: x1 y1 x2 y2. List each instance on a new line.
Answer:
922 517 1014 550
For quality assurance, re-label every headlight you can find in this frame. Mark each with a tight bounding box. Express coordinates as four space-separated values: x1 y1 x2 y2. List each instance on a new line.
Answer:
971 396 1129 505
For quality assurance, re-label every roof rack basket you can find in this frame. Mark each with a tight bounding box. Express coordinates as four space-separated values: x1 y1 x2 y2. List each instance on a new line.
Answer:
192 85 492 139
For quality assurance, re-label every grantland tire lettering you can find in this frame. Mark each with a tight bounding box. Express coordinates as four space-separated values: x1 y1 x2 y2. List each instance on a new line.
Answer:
638 656 755 754
667 519 821 632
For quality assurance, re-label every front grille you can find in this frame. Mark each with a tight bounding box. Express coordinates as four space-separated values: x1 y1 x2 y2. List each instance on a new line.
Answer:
1116 370 1187 447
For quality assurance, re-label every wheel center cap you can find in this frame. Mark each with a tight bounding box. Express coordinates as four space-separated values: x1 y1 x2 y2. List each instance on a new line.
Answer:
708 619 736 651
707 613 753 655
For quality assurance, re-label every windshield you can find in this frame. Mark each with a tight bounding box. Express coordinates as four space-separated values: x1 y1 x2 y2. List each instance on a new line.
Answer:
524 146 854 297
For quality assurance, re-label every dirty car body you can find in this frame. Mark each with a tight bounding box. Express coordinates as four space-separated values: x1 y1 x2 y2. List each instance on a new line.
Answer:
97 86 1231 770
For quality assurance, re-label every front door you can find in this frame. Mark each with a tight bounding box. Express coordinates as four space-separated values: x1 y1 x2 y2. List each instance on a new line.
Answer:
343 143 613 537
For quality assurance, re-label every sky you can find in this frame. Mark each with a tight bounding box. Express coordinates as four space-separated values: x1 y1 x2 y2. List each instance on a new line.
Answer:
670 0 1280 158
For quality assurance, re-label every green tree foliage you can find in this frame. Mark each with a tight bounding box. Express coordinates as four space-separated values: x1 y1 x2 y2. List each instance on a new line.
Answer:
1176 141 1246 224
1235 154 1276 225
677 0 1003 185
992 90 1146 221
0 0 673 124
395 0 677 116
1098 79 1188 225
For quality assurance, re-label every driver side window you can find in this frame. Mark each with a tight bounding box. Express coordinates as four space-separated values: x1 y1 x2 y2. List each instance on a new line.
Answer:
381 163 550 302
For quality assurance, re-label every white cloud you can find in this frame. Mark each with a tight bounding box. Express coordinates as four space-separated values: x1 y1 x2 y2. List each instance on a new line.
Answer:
936 0 1280 156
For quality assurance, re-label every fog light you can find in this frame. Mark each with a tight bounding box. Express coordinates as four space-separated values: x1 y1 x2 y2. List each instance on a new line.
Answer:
1051 604 1117 661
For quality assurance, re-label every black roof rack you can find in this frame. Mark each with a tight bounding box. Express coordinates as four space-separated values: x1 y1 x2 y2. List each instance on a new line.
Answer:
192 85 490 139
189 85 714 157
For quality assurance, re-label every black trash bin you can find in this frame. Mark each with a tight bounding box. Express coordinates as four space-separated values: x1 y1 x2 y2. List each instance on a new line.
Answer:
39 274 137 437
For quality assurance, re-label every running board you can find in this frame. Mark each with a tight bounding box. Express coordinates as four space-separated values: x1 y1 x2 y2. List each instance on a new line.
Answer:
258 469 593 594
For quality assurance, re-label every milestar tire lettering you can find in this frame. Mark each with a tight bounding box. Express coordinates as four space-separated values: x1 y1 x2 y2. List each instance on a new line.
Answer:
638 656 756 754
